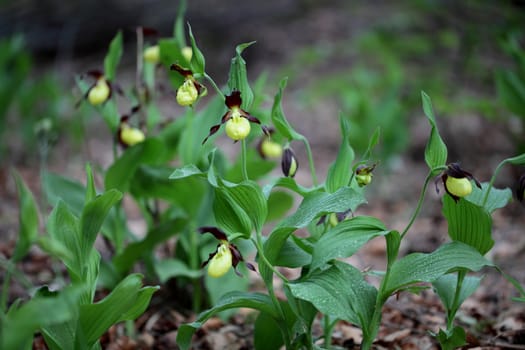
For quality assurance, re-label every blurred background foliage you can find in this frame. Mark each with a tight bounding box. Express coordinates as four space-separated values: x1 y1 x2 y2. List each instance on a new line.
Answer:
0 0 524 168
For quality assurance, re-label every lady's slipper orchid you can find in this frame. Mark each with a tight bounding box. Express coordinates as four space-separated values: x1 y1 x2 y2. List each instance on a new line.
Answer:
143 45 160 64
199 227 255 278
170 64 206 107
438 163 481 202
202 90 268 144
117 107 145 148
84 70 112 106
257 128 283 159
355 164 376 187
281 147 298 178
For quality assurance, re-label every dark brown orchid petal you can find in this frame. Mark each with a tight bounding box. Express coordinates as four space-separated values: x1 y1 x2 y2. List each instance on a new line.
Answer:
198 226 228 241
225 90 242 108
244 113 261 124
85 69 104 79
245 262 256 272
316 215 327 226
220 111 232 124
516 174 525 202
441 174 460 203
261 125 271 136
170 63 193 77
140 26 159 36
194 80 206 96
130 105 141 115
201 248 219 268
202 124 222 144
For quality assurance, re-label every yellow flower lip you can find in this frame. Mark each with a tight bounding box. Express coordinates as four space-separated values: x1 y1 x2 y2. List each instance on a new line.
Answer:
207 242 233 278
225 114 251 141
143 45 160 64
88 78 110 106
440 163 481 202
176 78 199 106
260 139 283 159
445 176 472 198
120 126 145 147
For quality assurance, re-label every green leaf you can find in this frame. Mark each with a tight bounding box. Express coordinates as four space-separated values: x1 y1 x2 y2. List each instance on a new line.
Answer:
310 216 390 271
159 38 185 90
176 292 279 350
261 187 366 282
288 261 377 330
188 24 205 74
103 31 123 81
105 138 167 192
169 164 204 179
2 286 82 350
362 127 381 160
155 258 202 282
47 201 82 277
271 78 303 141
435 326 467 350
173 0 187 46
384 241 493 296
254 310 285 350
433 274 481 311
278 187 365 230
265 190 294 223
227 41 256 110
443 194 494 255
131 165 207 216
113 217 187 275
421 91 447 173
505 153 525 165
221 180 268 234
466 182 512 213
273 237 311 268
262 177 314 198
79 274 157 346
12 171 39 262
79 189 122 260
326 115 355 193
496 69 525 118
84 163 97 203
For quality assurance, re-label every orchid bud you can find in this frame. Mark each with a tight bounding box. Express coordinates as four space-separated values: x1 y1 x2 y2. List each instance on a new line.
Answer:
282 148 298 178
207 242 233 278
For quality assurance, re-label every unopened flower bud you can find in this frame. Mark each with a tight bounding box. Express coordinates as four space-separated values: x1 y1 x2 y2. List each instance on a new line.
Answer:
120 126 145 147
207 242 233 278
225 111 251 141
176 78 199 106
143 45 160 64
282 148 298 178
88 78 110 106
182 46 193 62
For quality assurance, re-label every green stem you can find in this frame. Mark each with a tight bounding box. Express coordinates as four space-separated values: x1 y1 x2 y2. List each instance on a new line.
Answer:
401 166 446 239
447 270 466 330
251 236 289 283
204 73 225 100
189 226 202 313
241 139 249 181
481 160 506 208
301 137 318 186
0 261 13 313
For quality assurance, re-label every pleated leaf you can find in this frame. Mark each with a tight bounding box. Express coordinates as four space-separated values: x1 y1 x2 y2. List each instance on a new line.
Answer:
421 91 447 174
443 194 494 255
